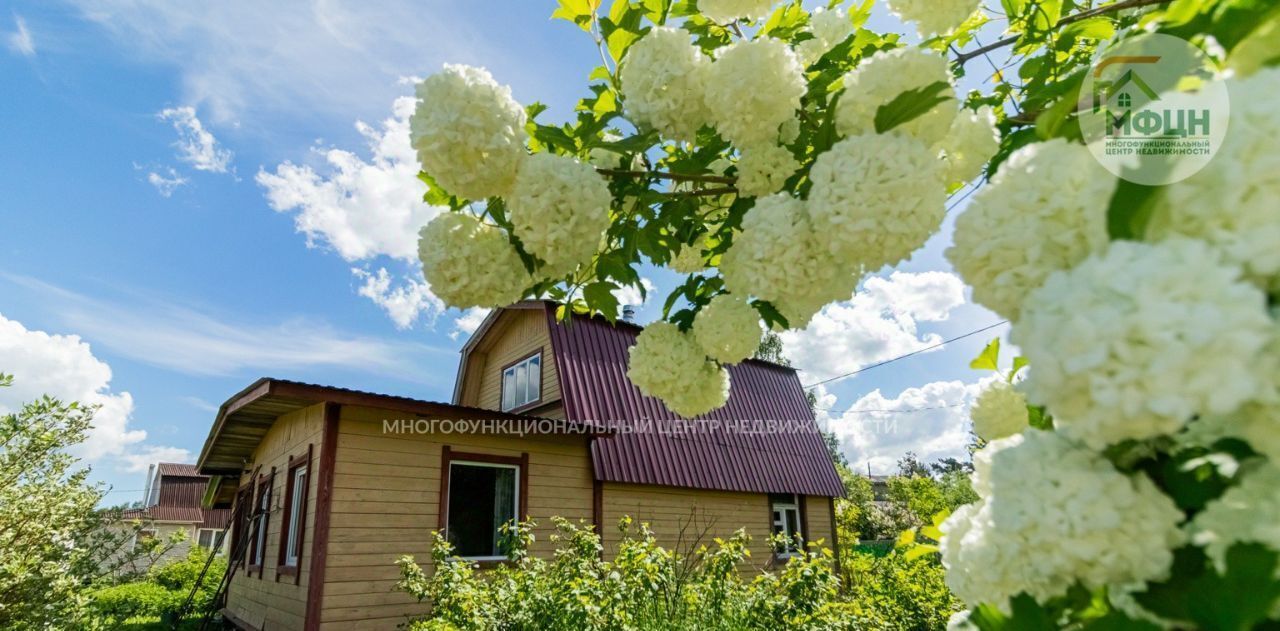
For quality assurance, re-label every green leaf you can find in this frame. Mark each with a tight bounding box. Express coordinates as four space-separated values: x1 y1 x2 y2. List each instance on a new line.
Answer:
752 300 789 331
417 172 457 207
873 81 953 134
969 338 1001 372
551 0 598 32
1105 176 1163 241
640 0 672 24
1059 16 1115 41
902 543 939 561
583 281 621 322
1139 543 1280 631
1010 356 1029 381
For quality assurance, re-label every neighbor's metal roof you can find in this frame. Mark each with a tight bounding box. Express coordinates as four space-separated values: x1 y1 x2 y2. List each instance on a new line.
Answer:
544 305 845 498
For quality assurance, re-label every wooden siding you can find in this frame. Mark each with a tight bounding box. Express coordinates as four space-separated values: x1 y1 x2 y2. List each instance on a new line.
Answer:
457 309 561 411
225 403 325 630
318 405 593 629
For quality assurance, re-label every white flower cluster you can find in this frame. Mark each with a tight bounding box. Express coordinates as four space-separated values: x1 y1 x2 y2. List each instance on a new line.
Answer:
507 153 612 277
410 64 527 200
885 0 980 37
736 143 800 197
693 294 763 364
946 139 1114 321
1014 239 1274 450
418 213 528 308
1150 68 1280 292
941 430 1184 609
936 106 999 186
669 243 706 274
836 48 956 144
970 381 1029 442
797 7 853 66
627 321 731 417
699 0 776 23
621 27 711 142
809 134 946 272
705 38 806 148
1190 463 1280 577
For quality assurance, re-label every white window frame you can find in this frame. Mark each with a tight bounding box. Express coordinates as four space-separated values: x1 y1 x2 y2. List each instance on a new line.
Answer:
500 352 542 411
771 495 802 557
445 460 521 562
283 464 308 567
196 528 221 552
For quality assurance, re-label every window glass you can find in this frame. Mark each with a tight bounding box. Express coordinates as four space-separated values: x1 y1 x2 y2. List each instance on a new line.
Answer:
501 367 516 410
197 529 217 549
285 465 307 565
769 494 802 555
447 462 518 558
526 356 541 402
501 353 542 411
252 482 270 565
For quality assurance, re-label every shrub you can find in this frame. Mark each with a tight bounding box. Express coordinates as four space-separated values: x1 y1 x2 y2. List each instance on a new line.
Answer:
841 550 961 631
88 581 182 624
89 546 227 625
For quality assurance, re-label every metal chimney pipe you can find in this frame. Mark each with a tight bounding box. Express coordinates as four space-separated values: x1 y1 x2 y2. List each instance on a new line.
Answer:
621 304 636 322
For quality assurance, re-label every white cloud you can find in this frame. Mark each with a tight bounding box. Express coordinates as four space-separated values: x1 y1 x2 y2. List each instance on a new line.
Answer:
613 277 656 310
159 106 233 173
781 270 967 382
0 313 187 472
450 308 491 340
820 377 995 475
352 267 442 330
2 273 447 379
180 396 218 413
119 445 193 474
6 15 34 57
147 167 189 197
258 96 435 262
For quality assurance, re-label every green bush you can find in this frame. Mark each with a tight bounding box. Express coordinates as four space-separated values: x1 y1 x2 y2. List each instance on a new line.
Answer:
90 546 227 625
841 550 962 631
88 581 182 623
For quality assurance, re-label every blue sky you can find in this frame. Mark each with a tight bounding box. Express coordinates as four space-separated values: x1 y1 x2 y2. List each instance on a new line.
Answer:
1 1 1015 502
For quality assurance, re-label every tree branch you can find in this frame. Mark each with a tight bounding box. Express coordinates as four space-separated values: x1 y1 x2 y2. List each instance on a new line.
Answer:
597 168 737 185
954 0 1173 65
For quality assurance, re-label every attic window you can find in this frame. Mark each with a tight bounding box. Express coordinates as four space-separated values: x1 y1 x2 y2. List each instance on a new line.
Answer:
501 352 542 411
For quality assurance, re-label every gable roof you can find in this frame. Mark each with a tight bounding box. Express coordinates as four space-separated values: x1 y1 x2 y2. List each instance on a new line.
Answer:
539 303 845 498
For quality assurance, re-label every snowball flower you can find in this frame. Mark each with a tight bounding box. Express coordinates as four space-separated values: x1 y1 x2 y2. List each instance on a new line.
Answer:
693 294 763 364
836 48 956 144
699 0 775 23
410 64 527 200
1190 463 1280 577
886 0 980 37
621 27 711 142
736 143 800 197
507 153 611 278
705 38 806 148
796 7 853 66
418 213 528 309
627 321 730 417
721 194 858 329
935 106 999 186
1149 68 1280 292
808 134 946 272
970 381 1029 441
946 139 1114 321
669 243 706 274
941 431 1184 610
1014 239 1274 450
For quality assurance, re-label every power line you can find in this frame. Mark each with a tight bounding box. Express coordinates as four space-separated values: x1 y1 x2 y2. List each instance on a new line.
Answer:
802 320 1010 390
814 401 968 416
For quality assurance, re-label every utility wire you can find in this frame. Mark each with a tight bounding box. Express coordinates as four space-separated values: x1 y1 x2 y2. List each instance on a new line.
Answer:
802 320 1010 389
814 401 968 416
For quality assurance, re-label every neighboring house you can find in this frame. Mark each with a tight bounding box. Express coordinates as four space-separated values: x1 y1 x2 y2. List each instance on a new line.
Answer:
115 463 231 574
196 300 845 630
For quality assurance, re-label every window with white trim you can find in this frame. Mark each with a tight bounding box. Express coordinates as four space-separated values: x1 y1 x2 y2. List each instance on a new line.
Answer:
250 477 271 567
500 352 541 411
196 528 221 551
283 464 308 566
446 461 519 559
770 494 802 556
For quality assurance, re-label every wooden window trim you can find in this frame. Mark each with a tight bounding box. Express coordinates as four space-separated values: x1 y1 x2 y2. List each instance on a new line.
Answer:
276 445 313 584
437 446 529 563
499 350 544 414
247 469 274 579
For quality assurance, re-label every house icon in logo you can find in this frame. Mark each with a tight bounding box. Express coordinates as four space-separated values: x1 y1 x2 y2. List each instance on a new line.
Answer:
1092 55 1162 113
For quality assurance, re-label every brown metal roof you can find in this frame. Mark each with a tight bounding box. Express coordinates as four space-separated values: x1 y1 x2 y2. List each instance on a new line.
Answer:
543 305 845 498
121 505 204 523
156 463 201 477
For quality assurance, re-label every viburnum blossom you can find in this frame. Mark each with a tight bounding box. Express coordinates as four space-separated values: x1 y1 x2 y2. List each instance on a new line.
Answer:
970 381 1029 442
1014 239 1274 450
410 64 527 200
698 0 776 23
627 321 730 417
808 134 946 271
721 194 855 329
669 243 706 274
692 294 763 364
936 106 999 186
507 153 611 278
1149 68 1280 292
1190 463 1280 576
796 7 853 66
418 213 528 309
946 139 1114 321
736 143 800 197
835 48 956 143
940 430 1184 609
886 0 981 37
705 37 806 148
620 27 710 142
1188 402 1280 463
